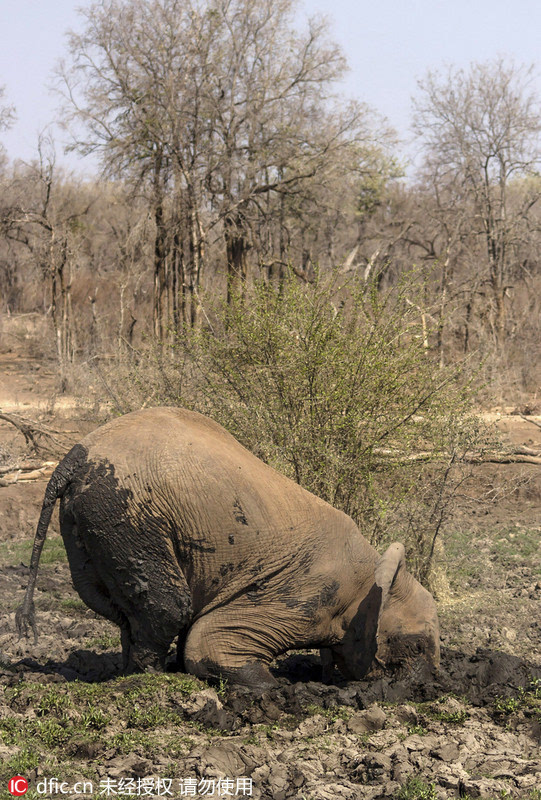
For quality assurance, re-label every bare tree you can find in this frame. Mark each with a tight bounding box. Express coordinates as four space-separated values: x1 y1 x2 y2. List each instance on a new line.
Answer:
58 0 198 337
0 84 16 298
0 84 15 139
57 0 390 334
413 59 541 344
198 0 371 299
1 135 94 387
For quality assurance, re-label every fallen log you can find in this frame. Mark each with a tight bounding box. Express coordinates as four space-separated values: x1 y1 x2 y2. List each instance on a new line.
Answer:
0 460 57 476
463 453 541 465
510 445 541 456
373 447 541 465
0 461 57 486
518 413 541 431
0 410 72 455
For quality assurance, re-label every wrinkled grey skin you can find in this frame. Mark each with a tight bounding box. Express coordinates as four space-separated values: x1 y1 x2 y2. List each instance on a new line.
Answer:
16 408 440 689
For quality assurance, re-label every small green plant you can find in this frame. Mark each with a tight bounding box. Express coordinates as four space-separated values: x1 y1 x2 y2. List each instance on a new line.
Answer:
0 536 67 568
0 749 40 785
33 718 71 747
493 679 541 722
175 675 200 695
432 708 468 724
36 688 72 717
60 597 88 611
244 723 280 741
80 705 111 730
126 705 173 729
493 696 521 716
0 718 23 746
420 696 469 725
407 723 428 735
304 703 352 723
3 716 73 749
528 678 541 699
395 776 438 800
4 684 26 704
110 730 153 753
85 633 122 650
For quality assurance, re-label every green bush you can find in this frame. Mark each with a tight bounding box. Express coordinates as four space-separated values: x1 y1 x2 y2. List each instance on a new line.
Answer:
96 270 490 585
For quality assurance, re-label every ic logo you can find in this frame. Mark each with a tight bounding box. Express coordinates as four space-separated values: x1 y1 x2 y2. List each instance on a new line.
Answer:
8 777 28 796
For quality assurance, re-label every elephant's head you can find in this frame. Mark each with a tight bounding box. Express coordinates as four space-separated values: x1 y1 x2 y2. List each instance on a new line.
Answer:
329 542 440 680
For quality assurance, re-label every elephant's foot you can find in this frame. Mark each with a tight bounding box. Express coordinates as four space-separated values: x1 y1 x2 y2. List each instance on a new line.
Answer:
231 661 278 690
185 655 277 691
184 609 280 691
121 636 169 674
124 652 165 674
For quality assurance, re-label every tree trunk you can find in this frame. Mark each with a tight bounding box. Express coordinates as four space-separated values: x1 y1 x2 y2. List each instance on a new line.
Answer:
225 214 248 305
436 253 450 368
492 277 506 344
188 201 203 328
171 227 184 330
463 298 472 353
152 150 169 342
50 232 75 392
153 199 168 342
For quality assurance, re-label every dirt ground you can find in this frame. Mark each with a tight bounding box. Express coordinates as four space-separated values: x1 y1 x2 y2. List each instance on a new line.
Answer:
0 344 540 800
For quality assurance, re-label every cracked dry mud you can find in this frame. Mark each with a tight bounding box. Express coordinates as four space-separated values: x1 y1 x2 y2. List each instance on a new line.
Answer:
0 352 540 799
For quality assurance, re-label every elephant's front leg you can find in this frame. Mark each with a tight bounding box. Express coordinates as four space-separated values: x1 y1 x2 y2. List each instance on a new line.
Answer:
183 608 279 691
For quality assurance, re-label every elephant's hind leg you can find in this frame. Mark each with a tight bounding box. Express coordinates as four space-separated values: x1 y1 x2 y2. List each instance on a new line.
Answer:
116 558 193 674
60 515 132 669
61 507 193 674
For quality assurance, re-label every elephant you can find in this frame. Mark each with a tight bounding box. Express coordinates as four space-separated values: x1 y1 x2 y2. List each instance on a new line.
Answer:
16 407 440 690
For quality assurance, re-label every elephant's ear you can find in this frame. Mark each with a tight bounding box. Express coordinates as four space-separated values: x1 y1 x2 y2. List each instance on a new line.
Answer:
374 542 405 610
332 542 407 680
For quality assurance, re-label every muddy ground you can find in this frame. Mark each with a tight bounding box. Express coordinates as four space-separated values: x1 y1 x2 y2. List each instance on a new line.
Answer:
0 346 540 800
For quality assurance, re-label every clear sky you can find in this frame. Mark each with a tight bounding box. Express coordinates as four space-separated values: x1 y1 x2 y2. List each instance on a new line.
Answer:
1 0 541 174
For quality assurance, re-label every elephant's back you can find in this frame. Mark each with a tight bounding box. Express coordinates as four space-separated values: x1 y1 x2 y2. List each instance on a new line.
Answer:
80 406 327 529
80 407 238 457
68 407 358 617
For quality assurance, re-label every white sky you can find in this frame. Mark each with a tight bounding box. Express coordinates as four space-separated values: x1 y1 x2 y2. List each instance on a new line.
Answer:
1 0 541 174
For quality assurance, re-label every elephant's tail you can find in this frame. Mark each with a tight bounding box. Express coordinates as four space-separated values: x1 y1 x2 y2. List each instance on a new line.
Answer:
15 444 87 642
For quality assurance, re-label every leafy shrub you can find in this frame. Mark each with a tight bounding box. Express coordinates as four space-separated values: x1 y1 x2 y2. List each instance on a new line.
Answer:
96 270 491 584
